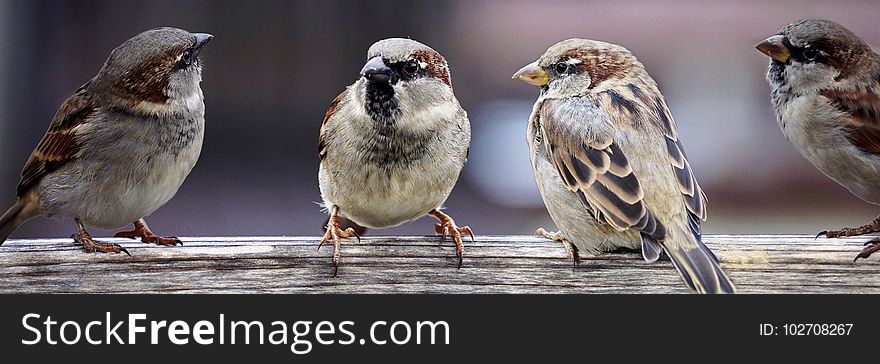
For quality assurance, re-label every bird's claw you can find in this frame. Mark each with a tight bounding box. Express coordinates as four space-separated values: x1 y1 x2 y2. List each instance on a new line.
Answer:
854 239 880 262
535 228 579 269
319 218 359 276
433 220 472 268
114 221 182 246
818 217 880 240
143 235 182 246
820 229 846 239
73 233 131 257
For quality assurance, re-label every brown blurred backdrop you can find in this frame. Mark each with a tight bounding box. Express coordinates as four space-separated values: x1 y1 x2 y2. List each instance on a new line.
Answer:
1 0 879 239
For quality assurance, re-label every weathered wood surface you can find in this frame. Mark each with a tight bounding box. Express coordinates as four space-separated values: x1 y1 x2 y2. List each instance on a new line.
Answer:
0 235 877 293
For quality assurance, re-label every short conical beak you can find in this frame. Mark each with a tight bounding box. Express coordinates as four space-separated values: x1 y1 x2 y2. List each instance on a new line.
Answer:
755 35 790 63
193 33 213 50
512 61 549 87
361 56 393 84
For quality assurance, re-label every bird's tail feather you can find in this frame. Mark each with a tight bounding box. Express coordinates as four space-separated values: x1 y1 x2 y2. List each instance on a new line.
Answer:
0 192 39 246
641 235 663 262
661 223 736 294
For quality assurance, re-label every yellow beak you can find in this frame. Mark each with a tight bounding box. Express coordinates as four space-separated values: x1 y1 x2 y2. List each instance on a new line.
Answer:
755 35 791 63
512 61 549 87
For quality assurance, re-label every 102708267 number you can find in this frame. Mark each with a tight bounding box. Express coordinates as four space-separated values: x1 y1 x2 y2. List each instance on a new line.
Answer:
760 323 854 336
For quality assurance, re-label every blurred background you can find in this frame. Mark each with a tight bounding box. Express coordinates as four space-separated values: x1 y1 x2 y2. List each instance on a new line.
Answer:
2 0 880 239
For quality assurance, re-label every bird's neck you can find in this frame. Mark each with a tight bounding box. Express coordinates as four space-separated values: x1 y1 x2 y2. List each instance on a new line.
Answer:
364 83 400 134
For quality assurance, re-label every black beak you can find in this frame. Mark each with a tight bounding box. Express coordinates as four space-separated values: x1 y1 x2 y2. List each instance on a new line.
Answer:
193 33 213 50
361 56 392 84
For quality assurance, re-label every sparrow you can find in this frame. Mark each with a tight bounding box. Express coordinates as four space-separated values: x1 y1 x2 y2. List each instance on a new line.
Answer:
318 38 472 274
756 19 880 261
0 27 213 255
513 39 736 294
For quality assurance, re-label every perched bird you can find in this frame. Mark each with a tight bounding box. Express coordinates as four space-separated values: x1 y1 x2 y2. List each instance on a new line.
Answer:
513 39 735 293
756 19 880 261
0 27 213 254
318 38 472 274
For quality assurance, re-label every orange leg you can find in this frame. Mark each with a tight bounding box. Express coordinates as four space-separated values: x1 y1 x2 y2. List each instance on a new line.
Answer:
318 206 361 276
429 209 474 268
114 218 182 246
535 228 580 269
73 218 130 256
818 215 880 239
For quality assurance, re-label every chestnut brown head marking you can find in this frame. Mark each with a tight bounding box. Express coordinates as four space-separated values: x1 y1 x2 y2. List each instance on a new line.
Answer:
412 49 451 86
780 19 877 81
366 38 453 87
538 39 639 91
91 27 200 105
560 48 633 88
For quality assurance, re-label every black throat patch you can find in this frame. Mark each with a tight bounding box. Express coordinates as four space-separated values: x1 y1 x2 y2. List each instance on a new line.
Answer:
359 83 435 167
768 61 786 87
768 61 794 118
365 82 400 133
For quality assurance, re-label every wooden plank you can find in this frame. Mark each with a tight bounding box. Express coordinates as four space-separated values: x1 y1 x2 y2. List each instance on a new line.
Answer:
0 235 877 293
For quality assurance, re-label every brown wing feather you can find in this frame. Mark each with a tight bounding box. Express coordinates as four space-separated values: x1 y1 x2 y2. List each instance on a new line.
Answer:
318 90 346 160
652 95 708 223
540 99 665 240
820 79 880 154
17 84 95 196
540 88 708 242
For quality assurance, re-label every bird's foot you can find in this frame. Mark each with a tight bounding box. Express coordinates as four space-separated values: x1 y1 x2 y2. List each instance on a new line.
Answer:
854 238 880 262
318 215 360 276
430 210 474 268
535 227 580 268
74 229 130 256
113 219 181 246
818 216 880 239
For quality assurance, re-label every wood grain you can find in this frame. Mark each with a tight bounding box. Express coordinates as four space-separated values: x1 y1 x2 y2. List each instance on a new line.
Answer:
0 235 877 293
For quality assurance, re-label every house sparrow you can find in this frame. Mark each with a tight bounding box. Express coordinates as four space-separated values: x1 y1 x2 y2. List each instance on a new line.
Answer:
0 27 213 255
513 39 735 293
756 19 880 261
318 38 472 274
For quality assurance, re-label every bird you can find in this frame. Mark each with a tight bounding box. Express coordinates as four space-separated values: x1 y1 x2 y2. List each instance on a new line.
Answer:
0 27 213 255
317 38 472 274
756 19 880 262
513 38 736 293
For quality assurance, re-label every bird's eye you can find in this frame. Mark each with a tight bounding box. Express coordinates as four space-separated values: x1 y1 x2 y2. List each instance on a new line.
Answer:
802 47 819 61
403 61 420 75
555 62 570 74
178 49 194 68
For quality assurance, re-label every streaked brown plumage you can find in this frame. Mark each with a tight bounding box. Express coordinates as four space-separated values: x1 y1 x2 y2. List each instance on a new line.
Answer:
514 39 735 293
317 38 472 274
757 19 880 261
0 27 212 254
